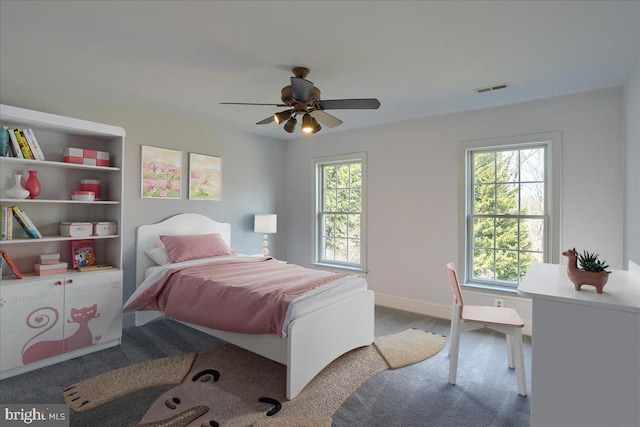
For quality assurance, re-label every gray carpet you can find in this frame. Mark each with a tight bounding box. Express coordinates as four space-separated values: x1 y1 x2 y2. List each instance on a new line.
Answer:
0 306 531 426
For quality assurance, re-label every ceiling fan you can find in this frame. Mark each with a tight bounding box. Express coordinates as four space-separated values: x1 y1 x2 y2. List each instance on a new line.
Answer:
221 67 381 134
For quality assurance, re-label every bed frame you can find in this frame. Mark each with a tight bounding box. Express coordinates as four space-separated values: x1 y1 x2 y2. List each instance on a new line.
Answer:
134 213 374 399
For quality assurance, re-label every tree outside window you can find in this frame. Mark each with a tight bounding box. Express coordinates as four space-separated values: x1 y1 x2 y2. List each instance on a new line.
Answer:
316 154 366 270
469 146 547 287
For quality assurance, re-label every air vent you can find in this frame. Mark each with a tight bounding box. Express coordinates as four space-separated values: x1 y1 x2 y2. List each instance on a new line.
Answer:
474 83 510 94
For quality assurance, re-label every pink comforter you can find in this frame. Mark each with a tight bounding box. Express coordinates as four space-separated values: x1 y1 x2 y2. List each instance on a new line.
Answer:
125 257 347 337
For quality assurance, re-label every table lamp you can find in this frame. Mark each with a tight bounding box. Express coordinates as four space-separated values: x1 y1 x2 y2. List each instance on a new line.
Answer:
254 214 277 256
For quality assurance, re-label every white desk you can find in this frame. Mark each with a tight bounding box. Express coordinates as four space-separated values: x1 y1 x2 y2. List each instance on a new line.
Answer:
518 262 639 427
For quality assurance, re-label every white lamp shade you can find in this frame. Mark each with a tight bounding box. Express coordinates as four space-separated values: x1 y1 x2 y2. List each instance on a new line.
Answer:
254 214 277 233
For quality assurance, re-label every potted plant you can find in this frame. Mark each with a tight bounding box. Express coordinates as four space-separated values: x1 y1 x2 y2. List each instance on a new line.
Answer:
562 248 611 294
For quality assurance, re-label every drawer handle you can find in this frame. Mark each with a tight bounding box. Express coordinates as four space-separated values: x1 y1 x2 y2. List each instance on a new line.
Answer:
66 279 73 285
55 280 63 286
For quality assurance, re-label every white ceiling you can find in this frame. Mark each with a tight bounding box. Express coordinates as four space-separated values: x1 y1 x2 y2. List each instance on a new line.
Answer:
1 1 639 140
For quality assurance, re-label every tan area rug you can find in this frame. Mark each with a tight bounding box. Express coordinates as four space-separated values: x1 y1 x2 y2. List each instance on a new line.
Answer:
64 329 446 426
374 328 447 369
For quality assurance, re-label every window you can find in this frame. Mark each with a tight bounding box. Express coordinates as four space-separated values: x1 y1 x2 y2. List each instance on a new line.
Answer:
459 132 561 289
315 153 366 271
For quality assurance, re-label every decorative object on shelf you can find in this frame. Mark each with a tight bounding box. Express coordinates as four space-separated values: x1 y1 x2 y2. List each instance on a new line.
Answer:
71 191 95 201
81 179 101 200
188 152 221 201
562 248 611 294
63 147 109 166
141 145 182 199
24 170 41 199
60 221 93 238
93 221 117 236
5 174 29 199
254 214 277 256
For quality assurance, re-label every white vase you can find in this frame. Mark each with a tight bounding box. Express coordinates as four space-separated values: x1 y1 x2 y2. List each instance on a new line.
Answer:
6 174 30 199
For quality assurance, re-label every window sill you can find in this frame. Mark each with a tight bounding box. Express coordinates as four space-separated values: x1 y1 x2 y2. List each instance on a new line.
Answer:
312 262 367 276
462 282 521 296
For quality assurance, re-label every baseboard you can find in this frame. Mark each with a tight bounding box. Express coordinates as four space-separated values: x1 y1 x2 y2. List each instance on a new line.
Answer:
375 293 451 319
122 310 136 329
375 293 532 336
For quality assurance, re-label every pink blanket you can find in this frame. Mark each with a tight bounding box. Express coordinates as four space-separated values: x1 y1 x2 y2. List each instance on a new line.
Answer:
125 258 348 337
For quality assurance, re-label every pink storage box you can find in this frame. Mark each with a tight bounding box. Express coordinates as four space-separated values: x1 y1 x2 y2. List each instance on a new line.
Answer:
63 148 110 166
93 221 117 236
34 262 68 276
60 221 93 237
96 151 110 167
63 147 84 164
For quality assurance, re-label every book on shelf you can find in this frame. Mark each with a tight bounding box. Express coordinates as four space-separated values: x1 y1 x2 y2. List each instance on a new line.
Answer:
1 205 5 240
11 206 42 239
39 253 60 265
2 206 13 240
1 249 23 279
6 127 24 159
34 262 68 276
0 205 11 240
1 125 10 157
78 264 113 272
12 128 35 160
70 239 97 269
1 205 4 240
22 128 45 160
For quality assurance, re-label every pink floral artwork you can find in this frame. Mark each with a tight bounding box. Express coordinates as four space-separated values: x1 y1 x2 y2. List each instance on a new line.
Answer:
141 146 182 199
188 153 221 200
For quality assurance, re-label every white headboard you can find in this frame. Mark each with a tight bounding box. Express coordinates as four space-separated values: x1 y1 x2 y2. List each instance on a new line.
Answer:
135 213 231 288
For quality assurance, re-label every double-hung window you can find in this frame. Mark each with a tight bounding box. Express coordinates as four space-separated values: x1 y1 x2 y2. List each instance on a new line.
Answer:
460 132 561 289
315 153 366 271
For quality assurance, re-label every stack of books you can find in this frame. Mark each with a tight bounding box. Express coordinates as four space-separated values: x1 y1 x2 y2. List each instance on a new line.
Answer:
0 126 45 160
34 253 67 276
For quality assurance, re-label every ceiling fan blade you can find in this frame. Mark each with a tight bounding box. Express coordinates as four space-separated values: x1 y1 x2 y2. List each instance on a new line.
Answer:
316 98 381 110
291 77 314 102
256 116 275 125
309 110 343 128
221 102 288 107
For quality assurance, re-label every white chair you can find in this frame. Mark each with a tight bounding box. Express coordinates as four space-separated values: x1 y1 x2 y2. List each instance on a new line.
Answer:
446 262 527 396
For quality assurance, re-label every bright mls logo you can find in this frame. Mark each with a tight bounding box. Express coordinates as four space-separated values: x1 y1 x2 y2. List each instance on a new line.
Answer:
1 404 69 426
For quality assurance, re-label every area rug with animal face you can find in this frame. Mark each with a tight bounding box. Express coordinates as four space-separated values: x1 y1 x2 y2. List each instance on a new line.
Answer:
63 328 446 427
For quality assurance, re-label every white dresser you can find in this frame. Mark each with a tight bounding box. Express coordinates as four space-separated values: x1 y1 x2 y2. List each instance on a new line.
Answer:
518 262 639 427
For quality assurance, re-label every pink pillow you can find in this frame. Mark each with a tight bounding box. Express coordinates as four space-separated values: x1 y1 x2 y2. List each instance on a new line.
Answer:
159 233 232 263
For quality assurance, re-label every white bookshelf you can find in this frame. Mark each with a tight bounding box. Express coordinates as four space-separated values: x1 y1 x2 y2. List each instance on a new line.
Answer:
0 104 125 379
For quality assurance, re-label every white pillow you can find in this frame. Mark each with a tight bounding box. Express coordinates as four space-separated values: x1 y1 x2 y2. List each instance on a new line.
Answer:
144 246 171 265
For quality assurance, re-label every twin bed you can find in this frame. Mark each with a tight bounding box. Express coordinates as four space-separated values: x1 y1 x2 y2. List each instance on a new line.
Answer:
128 213 374 399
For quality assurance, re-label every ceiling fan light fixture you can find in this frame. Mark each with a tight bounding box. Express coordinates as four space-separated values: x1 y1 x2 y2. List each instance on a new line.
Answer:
301 113 314 133
274 110 292 124
283 116 297 133
311 119 322 134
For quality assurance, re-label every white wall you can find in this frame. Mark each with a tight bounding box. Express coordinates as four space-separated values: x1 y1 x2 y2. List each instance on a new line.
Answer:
624 58 640 267
0 83 288 327
285 87 625 329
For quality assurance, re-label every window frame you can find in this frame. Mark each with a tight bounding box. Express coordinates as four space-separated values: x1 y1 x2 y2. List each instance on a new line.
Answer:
313 152 367 272
458 132 562 290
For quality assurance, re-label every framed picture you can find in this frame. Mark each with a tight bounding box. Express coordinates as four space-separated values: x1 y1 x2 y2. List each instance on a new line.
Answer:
188 152 221 200
141 145 182 199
